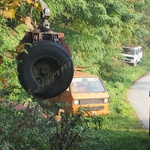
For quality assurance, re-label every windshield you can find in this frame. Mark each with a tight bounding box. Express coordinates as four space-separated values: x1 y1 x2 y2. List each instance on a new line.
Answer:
122 48 135 55
71 77 105 93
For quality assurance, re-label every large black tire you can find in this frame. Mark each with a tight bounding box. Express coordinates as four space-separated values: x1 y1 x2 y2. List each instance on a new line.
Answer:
17 40 73 99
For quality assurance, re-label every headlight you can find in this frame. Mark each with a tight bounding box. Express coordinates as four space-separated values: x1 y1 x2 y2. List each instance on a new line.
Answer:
104 98 109 103
74 100 79 105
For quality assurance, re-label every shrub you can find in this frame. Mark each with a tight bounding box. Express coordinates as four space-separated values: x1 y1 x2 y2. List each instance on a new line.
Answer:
0 100 102 149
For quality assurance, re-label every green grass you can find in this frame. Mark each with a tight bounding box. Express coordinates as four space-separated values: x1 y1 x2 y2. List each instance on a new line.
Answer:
76 129 149 150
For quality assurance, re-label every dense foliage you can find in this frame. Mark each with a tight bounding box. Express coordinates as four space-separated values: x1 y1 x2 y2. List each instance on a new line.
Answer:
0 0 150 149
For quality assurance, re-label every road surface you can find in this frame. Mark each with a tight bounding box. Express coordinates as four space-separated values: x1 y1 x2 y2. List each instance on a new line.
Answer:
128 72 150 129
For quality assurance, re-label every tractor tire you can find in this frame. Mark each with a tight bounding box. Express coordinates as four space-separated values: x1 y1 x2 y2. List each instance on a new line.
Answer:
17 40 73 99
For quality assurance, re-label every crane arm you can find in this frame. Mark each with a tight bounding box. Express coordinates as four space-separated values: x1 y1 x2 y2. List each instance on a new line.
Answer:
36 0 51 29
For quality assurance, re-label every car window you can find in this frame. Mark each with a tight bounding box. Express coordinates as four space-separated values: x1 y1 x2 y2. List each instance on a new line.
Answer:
123 48 134 55
71 77 105 93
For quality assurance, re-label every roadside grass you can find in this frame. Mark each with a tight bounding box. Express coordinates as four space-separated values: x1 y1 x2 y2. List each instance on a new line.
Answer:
74 108 150 150
75 128 149 150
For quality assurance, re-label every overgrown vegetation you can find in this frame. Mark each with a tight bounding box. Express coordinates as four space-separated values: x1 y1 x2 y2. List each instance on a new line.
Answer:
0 100 102 149
0 0 150 149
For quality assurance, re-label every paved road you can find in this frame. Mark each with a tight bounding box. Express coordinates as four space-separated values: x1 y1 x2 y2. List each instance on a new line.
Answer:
128 72 150 129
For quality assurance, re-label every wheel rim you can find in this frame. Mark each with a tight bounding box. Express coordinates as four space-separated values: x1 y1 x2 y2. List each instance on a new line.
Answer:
31 57 60 86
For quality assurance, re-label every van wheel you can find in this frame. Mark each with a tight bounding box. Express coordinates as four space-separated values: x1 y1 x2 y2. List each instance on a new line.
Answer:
134 61 137 66
17 40 74 99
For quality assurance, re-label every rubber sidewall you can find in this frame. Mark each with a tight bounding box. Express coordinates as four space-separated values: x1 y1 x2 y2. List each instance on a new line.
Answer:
17 41 73 98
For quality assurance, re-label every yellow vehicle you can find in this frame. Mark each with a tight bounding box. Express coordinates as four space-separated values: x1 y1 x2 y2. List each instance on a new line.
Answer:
48 71 109 116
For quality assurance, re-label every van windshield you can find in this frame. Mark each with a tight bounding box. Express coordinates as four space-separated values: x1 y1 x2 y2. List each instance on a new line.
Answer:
71 77 105 93
122 48 135 55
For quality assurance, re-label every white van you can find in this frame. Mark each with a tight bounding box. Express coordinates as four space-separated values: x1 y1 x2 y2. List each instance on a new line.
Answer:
121 45 143 66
